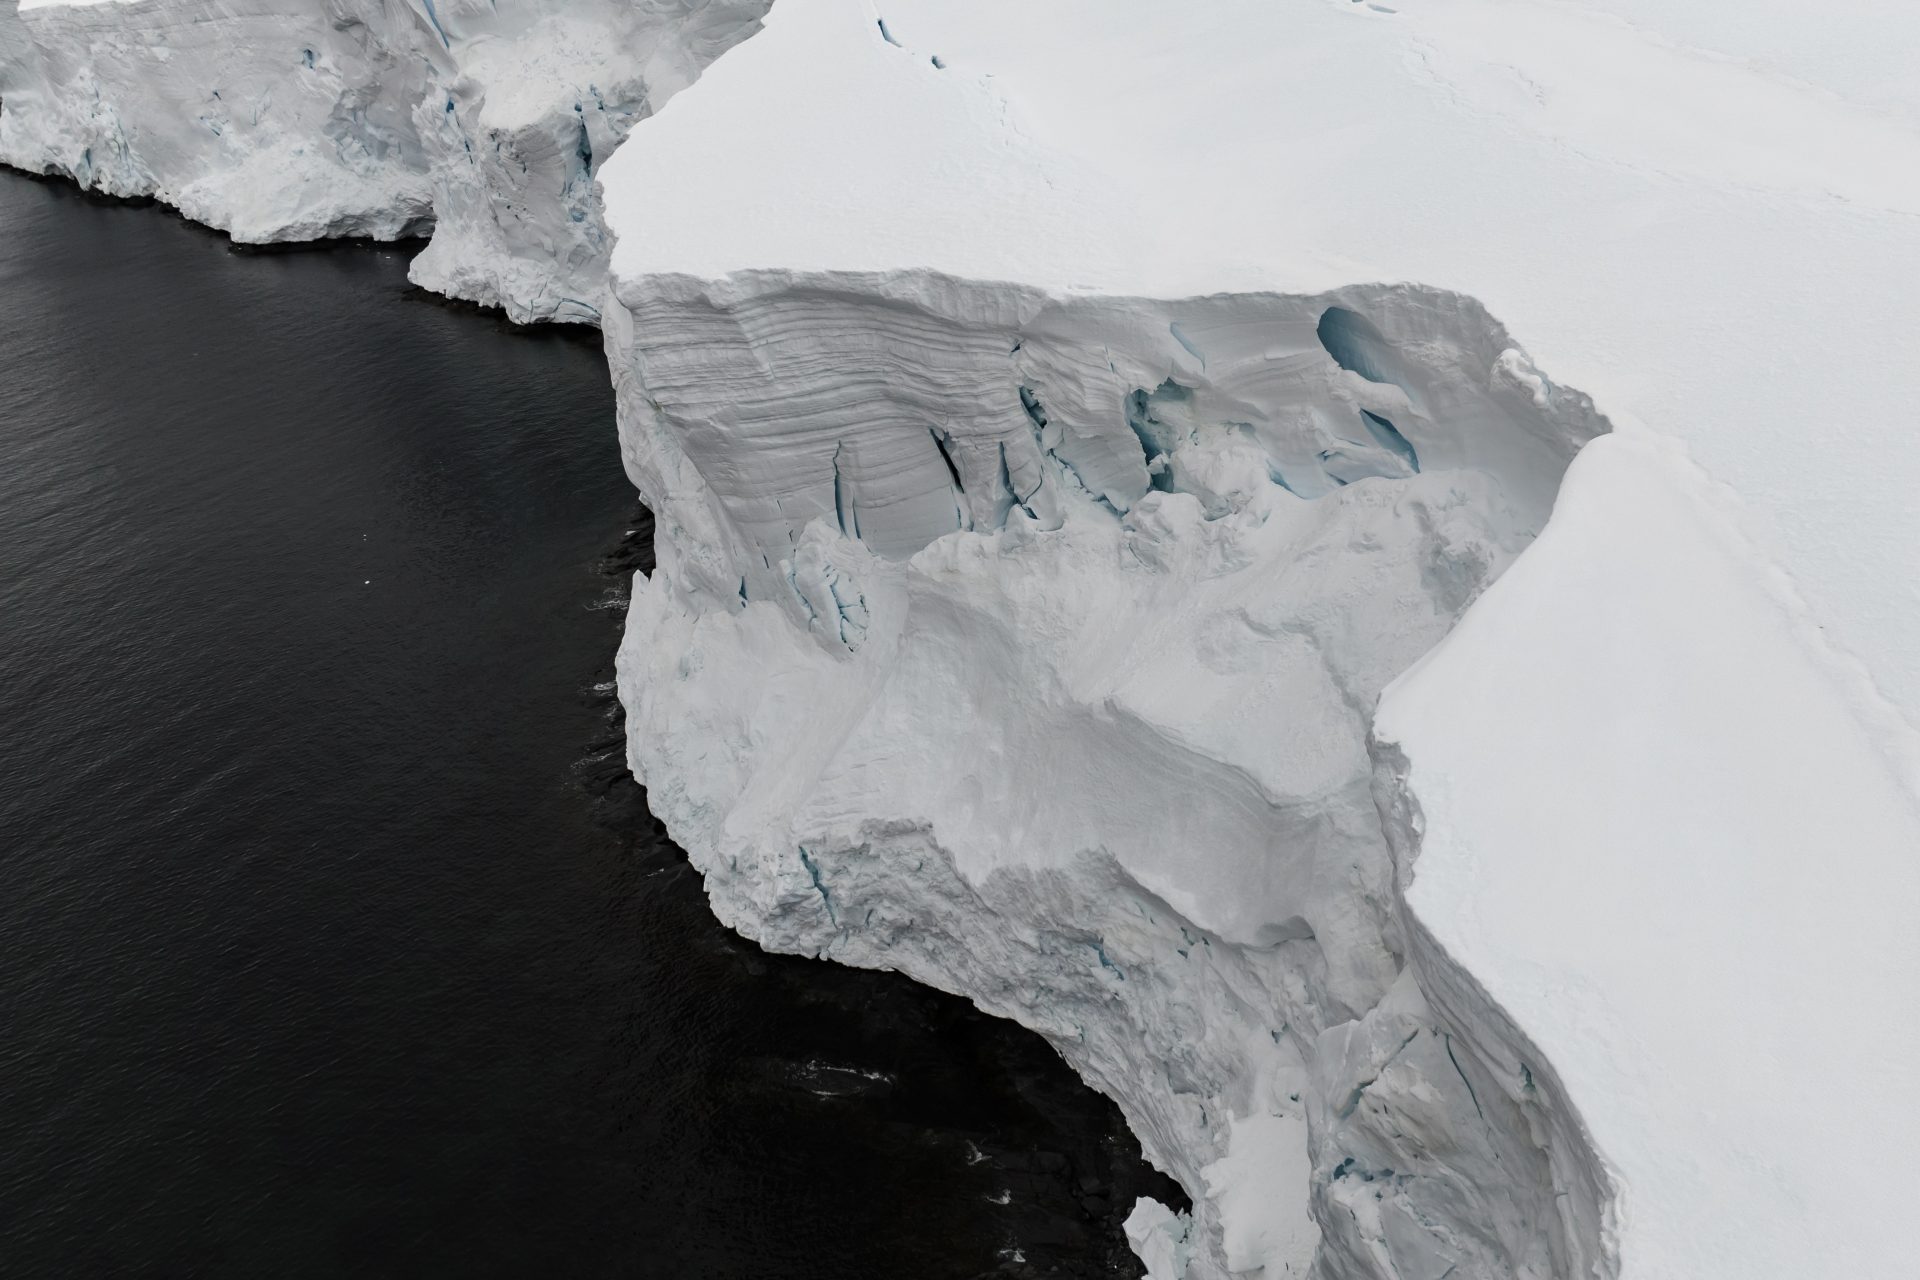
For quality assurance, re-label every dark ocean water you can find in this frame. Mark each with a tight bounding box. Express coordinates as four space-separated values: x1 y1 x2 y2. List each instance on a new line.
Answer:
0 171 1177 1278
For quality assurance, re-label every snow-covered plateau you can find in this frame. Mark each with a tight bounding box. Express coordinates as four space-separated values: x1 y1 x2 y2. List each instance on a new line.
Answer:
8 1 1920 1278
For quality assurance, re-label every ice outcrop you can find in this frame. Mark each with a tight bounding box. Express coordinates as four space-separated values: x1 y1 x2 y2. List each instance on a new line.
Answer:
607 267 1615 1278
0 0 768 321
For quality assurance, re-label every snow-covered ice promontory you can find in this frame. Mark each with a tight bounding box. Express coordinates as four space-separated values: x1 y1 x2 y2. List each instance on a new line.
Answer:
599 2 1920 1277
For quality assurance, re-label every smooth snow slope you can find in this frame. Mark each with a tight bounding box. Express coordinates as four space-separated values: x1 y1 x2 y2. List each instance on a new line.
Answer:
598 1 1920 1277
1377 431 1920 1279
0 0 769 321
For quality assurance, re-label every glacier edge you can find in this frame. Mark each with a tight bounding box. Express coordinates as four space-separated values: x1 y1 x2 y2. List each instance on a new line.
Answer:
3 3 1630 1273
0 0 770 323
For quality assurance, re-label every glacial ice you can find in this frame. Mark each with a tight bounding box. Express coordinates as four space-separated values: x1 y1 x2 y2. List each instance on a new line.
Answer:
9 0 1920 1277
0 0 768 321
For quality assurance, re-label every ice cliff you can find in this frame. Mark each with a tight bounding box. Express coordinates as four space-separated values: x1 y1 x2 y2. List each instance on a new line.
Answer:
9 1 1920 1278
0 0 768 321
605 267 1616 1278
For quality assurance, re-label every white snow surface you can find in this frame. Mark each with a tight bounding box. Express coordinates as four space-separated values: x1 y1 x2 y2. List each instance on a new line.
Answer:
1378 430 1920 1278
598 2 1920 1279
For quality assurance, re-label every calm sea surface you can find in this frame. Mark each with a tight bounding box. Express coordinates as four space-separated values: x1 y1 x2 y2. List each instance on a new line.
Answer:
0 171 1176 1277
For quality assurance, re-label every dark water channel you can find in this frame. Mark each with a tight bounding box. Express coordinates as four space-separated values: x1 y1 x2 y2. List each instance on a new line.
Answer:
0 171 1178 1278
